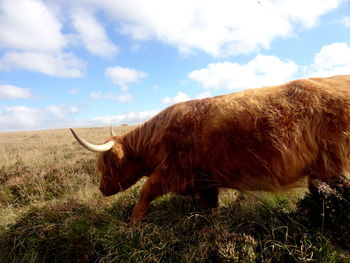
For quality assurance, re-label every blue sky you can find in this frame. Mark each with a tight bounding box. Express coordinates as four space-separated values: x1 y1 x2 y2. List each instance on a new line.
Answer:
0 0 350 131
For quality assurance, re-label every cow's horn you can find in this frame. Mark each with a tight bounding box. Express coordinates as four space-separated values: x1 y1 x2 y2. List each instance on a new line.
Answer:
110 126 116 136
70 129 115 152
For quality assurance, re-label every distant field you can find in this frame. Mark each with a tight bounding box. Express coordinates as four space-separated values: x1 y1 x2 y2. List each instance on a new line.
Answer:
0 126 349 262
0 126 135 167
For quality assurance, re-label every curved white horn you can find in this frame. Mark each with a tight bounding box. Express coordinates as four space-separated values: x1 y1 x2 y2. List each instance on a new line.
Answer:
70 128 115 152
110 126 116 136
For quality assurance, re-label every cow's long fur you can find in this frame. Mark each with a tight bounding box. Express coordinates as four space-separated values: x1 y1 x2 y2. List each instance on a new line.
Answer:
96 75 350 221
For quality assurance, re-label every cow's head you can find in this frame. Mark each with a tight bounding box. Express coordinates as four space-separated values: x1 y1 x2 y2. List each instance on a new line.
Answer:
70 128 142 196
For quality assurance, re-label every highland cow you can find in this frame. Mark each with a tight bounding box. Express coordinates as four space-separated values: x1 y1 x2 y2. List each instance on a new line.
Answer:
71 75 350 222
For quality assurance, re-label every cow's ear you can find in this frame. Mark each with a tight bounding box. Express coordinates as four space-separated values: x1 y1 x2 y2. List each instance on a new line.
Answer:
111 142 124 159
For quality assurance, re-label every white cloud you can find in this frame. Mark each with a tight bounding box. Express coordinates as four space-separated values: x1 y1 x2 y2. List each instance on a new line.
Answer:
115 93 133 102
0 51 85 78
90 92 106 99
0 104 159 131
105 66 147 90
188 43 349 93
0 106 62 130
90 91 133 102
71 9 118 58
196 91 211 99
130 44 144 52
307 42 350 77
0 106 42 130
0 0 66 52
68 87 80 94
69 106 81 114
46 106 65 119
161 91 212 105
90 0 341 56
189 55 299 91
0 85 33 100
341 16 350 27
0 0 89 78
162 91 191 104
85 110 159 127
0 105 83 131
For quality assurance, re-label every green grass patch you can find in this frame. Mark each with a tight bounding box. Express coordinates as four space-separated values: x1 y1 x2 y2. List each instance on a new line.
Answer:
1 176 350 262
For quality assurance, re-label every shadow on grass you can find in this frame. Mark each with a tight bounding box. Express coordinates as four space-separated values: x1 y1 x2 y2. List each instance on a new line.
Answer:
1 180 350 263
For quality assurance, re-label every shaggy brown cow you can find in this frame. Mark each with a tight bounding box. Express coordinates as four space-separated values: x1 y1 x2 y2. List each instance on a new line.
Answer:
71 75 350 222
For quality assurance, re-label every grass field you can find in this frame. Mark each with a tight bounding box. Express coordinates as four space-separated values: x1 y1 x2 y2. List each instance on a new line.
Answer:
0 126 349 262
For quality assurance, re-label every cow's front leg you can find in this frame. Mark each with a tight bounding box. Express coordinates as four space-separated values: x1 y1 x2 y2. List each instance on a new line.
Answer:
194 173 219 213
131 171 165 222
197 186 219 213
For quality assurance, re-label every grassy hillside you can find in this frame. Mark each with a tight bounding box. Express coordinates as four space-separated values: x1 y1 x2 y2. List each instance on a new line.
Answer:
0 127 349 262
